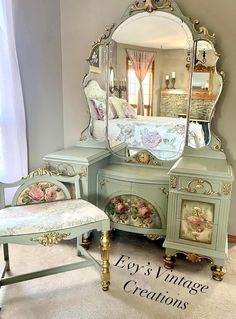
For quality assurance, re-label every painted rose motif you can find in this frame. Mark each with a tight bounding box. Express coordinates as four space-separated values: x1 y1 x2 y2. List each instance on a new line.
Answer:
17 182 65 205
105 194 161 228
141 129 162 149
184 206 213 240
45 186 58 201
28 185 44 202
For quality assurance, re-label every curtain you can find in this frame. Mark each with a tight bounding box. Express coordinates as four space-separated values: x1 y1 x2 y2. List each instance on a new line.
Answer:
0 0 28 183
127 49 154 115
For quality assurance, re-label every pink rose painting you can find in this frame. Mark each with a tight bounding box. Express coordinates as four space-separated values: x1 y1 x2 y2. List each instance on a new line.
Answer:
17 182 64 205
106 194 161 228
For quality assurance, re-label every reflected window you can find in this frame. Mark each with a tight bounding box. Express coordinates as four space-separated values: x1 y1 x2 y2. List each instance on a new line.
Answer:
127 59 154 116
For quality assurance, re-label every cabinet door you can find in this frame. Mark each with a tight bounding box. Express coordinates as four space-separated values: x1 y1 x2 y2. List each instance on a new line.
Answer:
131 182 168 228
173 194 220 249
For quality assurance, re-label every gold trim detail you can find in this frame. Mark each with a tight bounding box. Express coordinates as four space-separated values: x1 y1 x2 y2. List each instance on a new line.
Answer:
212 144 224 152
31 232 70 246
192 19 216 42
26 168 59 178
130 151 162 166
87 24 115 62
179 179 221 196
181 252 213 264
145 234 164 241
223 183 231 196
130 0 172 14
211 265 226 281
170 176 177 188
100 231 110 291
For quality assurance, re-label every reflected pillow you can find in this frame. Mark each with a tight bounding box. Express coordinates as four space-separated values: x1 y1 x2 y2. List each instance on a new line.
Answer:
90 99 117 120
109 97 126 118
110 97 137 119
123 101 137 119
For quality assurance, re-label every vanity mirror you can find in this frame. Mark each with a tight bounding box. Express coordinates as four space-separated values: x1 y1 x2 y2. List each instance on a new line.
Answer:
45 0 233 280
83 0 223 163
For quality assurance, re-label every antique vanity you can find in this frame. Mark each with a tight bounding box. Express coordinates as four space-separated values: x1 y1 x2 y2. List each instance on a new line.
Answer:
44 0 233 280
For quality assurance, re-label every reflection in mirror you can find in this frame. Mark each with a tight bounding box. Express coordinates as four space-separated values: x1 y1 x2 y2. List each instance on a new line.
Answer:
83 44 109 139
187 40 223 147
105 11 203 161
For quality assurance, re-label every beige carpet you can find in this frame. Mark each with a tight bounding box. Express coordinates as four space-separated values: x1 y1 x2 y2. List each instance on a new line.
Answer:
0 231 236 319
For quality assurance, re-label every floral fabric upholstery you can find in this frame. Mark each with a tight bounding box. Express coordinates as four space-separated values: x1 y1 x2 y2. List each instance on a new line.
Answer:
0 199 109 236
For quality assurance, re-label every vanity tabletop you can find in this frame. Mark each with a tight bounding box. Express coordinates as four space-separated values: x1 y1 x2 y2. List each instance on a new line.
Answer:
170 156 233 180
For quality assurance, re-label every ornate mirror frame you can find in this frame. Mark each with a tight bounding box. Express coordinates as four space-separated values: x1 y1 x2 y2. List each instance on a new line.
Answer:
82 0 224 164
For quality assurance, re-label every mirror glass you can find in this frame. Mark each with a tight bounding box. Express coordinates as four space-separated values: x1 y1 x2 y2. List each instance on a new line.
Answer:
105 11 195 161
188 40 223 146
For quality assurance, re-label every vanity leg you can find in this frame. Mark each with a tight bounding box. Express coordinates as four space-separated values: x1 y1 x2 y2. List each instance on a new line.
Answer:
163 255 176 269
211 265 226 281
100 231 110 291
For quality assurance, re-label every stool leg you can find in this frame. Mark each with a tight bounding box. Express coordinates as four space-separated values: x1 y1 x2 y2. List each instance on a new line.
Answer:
100 231 110 291
3 244 10 272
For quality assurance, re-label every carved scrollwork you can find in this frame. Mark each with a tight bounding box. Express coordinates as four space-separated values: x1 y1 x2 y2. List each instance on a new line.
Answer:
145 234 164 241
223 183 231 196
31 232 70 246
179 179 220 196
192 19 216 42
179 252 213 264
170 176 177 189
130 0 172 14
26 168 59 178
87 24 115 63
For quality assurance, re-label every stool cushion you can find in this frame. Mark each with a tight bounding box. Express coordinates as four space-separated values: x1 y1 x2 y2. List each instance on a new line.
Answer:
0 199 109 236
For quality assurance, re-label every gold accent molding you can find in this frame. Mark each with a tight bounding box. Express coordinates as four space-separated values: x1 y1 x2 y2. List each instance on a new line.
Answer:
223 183 231 196
87 24 115 63
179 252 213 264
212 144 224 152
145 234 164 241
192 19 216 43
170 176 177 188
100 231 110 291
179 179 221 196
31 232 70 246
131 151 162 166
27 168 59 178
130 0 172 14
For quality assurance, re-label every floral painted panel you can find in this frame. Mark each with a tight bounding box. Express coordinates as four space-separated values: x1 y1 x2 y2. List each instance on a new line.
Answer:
16 182 66 205
105 195 162 228
107 116 205 160
180 200 214 244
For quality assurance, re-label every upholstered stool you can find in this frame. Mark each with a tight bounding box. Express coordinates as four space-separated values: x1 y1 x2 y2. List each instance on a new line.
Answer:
0 168 110 309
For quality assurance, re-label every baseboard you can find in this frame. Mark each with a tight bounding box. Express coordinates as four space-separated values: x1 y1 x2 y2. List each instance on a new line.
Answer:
228 234 236 243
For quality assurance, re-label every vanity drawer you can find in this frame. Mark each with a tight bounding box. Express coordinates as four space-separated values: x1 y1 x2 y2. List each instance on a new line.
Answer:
176 176 222 197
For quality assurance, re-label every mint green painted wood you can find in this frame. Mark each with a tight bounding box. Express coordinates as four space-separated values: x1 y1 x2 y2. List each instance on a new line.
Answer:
0 260 95 287
163 147 234 274
0 169 110 306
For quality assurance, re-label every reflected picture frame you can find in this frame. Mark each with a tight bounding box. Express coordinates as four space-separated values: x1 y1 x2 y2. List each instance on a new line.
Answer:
89 45 102 73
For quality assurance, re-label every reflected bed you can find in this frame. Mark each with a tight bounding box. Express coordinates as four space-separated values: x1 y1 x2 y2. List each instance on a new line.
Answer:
93 116 205 160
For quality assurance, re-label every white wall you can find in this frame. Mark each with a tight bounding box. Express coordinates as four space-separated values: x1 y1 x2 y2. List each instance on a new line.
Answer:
13 0 64 170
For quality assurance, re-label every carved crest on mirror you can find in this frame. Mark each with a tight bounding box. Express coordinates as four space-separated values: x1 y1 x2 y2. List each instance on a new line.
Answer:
82 0 224 164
